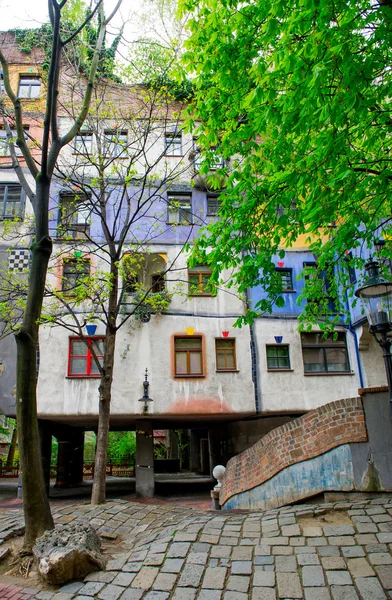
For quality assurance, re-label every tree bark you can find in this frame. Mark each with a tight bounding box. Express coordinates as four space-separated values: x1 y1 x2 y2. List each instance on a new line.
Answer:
15 176 54 553
91 265 118 505
6 426 17 467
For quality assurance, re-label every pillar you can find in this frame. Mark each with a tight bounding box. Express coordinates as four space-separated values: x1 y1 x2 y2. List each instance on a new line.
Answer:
55 438 72 487
190 430 201 473
38 420 52 496
208 428 220 477
69 429 84 486
135 420 154 497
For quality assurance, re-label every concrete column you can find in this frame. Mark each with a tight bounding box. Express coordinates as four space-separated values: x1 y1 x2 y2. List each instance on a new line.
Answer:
190 430 201 473
55 439 72 487
38 420 52 496
69 430 84 486
208 429 220 477
136 420 154 498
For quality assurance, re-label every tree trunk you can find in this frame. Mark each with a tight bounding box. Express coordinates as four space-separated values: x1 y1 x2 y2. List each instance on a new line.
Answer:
6 426 17 467
91 264 118 505
91 328 116 505
16 176 53 554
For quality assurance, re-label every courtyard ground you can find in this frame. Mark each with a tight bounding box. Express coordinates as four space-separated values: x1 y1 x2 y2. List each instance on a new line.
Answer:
1 495 392 599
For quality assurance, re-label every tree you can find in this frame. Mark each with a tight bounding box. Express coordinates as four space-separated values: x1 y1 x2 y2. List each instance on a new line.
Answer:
38 80 195 504
181 0 392 329
0 0 121 553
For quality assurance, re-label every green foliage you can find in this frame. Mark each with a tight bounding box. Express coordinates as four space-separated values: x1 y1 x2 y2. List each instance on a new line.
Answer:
107 431 136 463
181 0 392 327
132 288 172 321
124 37 193 100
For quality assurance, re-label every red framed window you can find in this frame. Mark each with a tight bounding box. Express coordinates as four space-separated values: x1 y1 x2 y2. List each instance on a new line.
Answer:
68 337 104 377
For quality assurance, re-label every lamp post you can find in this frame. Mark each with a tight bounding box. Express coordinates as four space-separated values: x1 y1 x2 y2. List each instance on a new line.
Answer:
138 368 153 414
354 260 392 400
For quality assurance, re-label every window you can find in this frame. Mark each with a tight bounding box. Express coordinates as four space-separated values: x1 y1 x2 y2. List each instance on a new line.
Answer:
103 130 128 157
167 193 192 224
216 339 237 371
62 259 90 292
266 345 291 370
345 252 357 284
0 184 24 219
301 332 350 374
207 195 222 216
164 130 182 156
0 128 28 157
73 132 93 154
18 75 41 99
68 337 104 377
188 265 215 296
275 268 294 291
151 273 165 293
175 337 203 376
58 193 90 239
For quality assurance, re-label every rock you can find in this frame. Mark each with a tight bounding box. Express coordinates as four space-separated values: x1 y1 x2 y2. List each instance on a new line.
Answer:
33 521 104 585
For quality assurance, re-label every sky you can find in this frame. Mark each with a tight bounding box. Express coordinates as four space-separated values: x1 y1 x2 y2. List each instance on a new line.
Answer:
0 0 162 42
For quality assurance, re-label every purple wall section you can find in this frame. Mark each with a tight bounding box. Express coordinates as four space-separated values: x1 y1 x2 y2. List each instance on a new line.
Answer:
48 181 213 246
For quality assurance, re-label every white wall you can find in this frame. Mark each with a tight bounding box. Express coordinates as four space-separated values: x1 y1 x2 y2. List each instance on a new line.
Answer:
255 319 362 413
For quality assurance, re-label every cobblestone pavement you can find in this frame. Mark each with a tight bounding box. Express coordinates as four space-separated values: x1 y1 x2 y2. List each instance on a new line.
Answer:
1 496 392 599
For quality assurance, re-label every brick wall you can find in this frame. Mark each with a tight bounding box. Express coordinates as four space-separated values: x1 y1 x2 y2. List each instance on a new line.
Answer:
220 397 367 506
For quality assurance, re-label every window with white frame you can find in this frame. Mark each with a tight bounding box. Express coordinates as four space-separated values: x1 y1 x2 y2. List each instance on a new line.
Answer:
164 129 182 156
58 193 91 239
73 132 93 154
167 193 192 224
103 130 128 157
207 195 222 216
18 75 41 99
0 184 25 219
0 128 28 157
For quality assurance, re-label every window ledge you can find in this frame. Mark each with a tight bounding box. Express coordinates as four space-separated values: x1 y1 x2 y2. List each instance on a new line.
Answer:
304 371 355 376
282 290 296 294
163 154 184 158
267 368 294 372
216 369 239 373
174 374 205 379
66 375 101 379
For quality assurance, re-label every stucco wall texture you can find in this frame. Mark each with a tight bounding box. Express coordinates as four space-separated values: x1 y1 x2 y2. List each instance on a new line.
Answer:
220 397 368 506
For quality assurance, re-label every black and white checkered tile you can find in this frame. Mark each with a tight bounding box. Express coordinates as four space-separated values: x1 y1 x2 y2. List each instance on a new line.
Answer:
8 248 30 272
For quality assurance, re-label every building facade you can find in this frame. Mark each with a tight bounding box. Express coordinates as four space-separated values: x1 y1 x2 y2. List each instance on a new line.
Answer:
0 31 386 496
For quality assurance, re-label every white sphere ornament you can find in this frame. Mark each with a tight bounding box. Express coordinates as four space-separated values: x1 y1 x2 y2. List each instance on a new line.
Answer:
212 465 226 490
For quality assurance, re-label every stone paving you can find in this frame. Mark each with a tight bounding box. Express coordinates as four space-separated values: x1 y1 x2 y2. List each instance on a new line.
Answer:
2 496 392 599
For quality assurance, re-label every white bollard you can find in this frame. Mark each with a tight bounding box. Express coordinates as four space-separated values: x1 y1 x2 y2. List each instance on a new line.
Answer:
211 465 226 510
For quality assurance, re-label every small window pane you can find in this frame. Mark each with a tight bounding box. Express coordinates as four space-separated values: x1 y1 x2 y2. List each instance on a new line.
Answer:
91 339 105 355
70 357 87 374
207 197 221 215
325 348 349 372
190 352 202 373
175 352 188 374
71 340 86 355
303 348 325 373
175 338 202 350
90 356 103 374
276 269 293 290
165 133 182 155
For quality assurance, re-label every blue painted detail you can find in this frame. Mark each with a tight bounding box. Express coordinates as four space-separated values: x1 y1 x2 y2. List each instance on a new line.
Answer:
222 444 355 511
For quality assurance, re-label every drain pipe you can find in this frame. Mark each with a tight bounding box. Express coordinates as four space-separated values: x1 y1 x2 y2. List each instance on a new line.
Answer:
245 288 261 413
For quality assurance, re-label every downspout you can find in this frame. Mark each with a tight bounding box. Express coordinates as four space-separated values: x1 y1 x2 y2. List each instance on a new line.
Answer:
245 288 261 413
342 278 364 389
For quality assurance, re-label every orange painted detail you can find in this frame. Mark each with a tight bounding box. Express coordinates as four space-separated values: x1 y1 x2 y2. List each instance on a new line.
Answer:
167 396 233 414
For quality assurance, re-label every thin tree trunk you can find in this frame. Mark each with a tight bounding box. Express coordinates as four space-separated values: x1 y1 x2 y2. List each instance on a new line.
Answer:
16 176 54 554
91 328 116 505
6 426 17 467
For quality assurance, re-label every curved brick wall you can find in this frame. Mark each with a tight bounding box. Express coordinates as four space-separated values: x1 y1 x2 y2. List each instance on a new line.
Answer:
220 397 368 506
